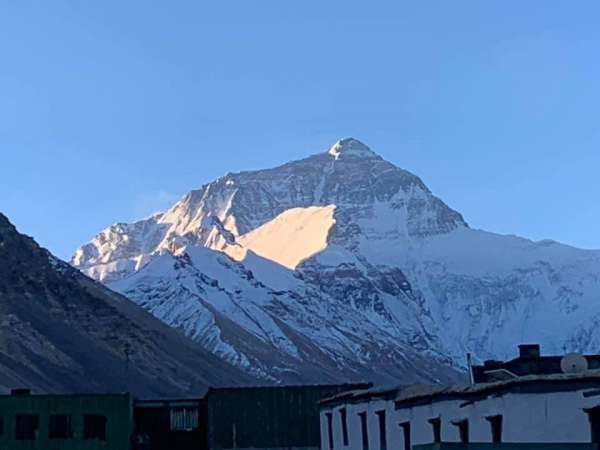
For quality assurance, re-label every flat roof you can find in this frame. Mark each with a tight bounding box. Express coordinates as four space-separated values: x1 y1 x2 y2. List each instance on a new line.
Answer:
320 370 600 409
134 399 203 408
0 392 131 398
320 384 406 406
395 370 600 406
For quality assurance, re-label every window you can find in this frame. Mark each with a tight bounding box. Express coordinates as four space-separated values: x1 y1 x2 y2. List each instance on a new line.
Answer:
49 414 73 439
585 407 600 443
15 414 39 440
486 415 502 443
359 412 369 450
326 412 334 450
428 418 441 443
84 414 107 440
376 410 386 450
399 422 411 450
340 408 349 446
0 418 3 437
452 420 469 443
170 408 198 431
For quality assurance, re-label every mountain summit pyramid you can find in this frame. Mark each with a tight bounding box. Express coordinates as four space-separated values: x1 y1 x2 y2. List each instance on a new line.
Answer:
73 138 600 384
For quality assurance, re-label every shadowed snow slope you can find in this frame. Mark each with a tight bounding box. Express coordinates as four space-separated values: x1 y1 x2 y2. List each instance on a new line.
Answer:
73 138 600 384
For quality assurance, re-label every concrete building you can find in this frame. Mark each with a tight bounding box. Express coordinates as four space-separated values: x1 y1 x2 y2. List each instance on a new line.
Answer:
319 372 600 450
414 444 599 450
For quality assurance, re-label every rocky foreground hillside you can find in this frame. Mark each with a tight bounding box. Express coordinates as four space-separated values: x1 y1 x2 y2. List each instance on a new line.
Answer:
0 213 253 396
73 138 600 383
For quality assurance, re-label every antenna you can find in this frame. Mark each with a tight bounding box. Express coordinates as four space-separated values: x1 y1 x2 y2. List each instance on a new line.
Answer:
560 353 589 374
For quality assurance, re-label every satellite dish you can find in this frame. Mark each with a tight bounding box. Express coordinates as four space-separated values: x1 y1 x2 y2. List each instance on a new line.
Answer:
560 353 589 373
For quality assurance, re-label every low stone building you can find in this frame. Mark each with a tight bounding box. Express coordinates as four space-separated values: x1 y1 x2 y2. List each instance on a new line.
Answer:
319 372 600 450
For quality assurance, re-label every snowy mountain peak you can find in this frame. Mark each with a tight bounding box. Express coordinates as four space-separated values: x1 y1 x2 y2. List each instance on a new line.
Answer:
71 137 600 385
328 138 379 159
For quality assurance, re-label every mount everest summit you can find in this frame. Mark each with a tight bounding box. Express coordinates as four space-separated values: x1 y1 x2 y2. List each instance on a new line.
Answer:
72 138 600 384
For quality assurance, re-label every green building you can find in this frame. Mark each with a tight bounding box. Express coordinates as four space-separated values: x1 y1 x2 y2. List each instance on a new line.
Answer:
0 390 133 450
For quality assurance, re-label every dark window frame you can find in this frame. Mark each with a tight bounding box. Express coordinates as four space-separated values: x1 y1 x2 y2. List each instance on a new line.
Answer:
399 422 411 450
170 407 199 431
0 418 3 437
15 414 39 441
340 408 349 446
326 412 334 450
83 414 107 441
359 412 369 450
49 414 74 440
486 415 502 443
376 410 387 450
585 406 600 443
428 418 441 443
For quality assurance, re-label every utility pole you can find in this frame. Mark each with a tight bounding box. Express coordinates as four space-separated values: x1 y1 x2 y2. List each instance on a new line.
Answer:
125 342 132 393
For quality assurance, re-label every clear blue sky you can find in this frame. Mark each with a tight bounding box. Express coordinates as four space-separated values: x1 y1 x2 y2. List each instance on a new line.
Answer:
2 1 599 260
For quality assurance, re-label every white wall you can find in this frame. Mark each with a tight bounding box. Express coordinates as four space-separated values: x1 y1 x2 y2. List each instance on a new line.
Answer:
320 388 600 450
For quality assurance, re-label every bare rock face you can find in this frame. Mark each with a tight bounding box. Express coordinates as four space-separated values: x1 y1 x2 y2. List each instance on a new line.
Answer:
72 138 600 384
0 213 253 395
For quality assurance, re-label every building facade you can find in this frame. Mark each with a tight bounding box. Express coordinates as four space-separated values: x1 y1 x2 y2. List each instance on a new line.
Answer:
134 398 205 450
320 373 600 450
206 384 371 450
0 382 369 450
0 391 133 450
414 444 600 450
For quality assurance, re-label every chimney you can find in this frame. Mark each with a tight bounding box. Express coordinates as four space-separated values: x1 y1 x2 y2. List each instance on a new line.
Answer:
484 360 501 368
11 388 31 396
467 353 474 385
518 344 540 358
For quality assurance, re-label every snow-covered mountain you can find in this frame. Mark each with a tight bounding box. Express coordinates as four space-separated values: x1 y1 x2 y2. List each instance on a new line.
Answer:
73 138 600 383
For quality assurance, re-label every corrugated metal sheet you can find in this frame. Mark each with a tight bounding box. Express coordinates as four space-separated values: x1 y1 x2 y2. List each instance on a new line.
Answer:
207 384 370 450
